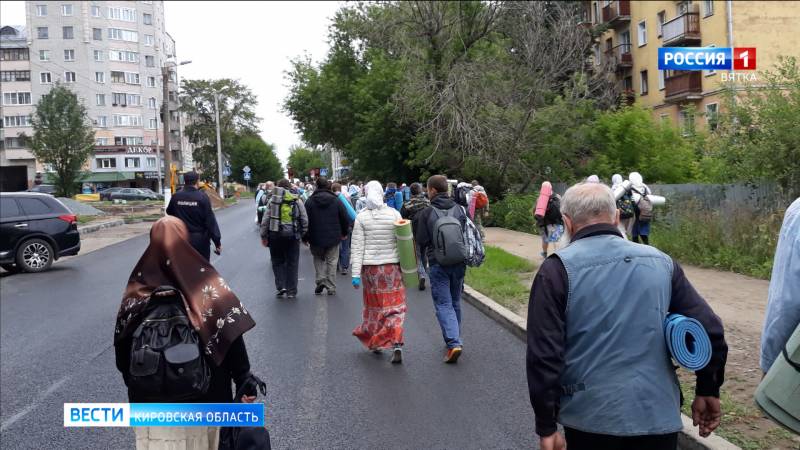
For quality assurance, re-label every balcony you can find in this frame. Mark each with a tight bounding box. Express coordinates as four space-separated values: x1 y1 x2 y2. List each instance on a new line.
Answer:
2 148 35 160
664 71 702 103
605 44 632 71
602 0 630 28
662 12 701 46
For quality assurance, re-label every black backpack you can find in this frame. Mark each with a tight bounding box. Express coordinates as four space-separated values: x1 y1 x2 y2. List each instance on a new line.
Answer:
127 286 210 402
544 196 563 224
454 186 471 207
431 206 468 266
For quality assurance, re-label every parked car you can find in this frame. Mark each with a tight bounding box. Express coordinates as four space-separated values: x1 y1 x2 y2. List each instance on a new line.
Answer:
99 187 125 200
0 193 81 273
108 188 160 201
27 184 57 195
137 188 164 200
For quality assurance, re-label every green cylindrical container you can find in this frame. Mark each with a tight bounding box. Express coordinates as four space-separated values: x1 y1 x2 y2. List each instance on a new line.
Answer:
755 323 800 434
394 219 419 288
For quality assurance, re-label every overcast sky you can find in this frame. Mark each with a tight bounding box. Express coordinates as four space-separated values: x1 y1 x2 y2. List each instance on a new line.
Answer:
0 1 341 165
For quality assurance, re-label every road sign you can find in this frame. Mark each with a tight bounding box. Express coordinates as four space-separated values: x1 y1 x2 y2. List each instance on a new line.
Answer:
243 165 251 173
320 168 329 177
243 173 251 181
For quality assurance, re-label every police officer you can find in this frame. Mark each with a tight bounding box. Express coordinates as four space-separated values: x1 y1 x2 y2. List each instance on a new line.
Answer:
166 171 221 260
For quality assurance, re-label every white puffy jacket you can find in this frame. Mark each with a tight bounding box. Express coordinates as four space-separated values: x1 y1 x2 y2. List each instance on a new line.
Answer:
350 205 401 277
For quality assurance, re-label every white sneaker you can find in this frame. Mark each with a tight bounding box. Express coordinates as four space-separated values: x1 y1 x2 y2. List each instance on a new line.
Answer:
390 346 403 364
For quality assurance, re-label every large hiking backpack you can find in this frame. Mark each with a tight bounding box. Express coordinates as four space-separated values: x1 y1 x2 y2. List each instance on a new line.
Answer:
617 194 635 219
127 287 210 402
474 191 489 209
463 215 485 267
431 206 468 266
633 188 654 223
544 196 563 224
454 186 471 208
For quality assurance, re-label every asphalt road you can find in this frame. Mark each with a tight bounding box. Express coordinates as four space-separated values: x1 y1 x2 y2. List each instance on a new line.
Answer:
0 202 536 449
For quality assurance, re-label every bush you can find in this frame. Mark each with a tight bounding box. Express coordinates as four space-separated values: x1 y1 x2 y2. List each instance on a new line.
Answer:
486 193 539 233
651 199 783 279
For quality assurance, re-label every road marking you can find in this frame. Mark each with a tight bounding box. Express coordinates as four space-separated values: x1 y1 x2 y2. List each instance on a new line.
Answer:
296 298 328 425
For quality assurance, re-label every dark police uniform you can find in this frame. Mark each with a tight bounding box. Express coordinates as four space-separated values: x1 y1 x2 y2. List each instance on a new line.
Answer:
166 186 221 260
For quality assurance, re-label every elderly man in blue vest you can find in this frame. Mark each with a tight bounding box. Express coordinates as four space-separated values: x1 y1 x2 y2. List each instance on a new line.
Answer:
526 182 728 450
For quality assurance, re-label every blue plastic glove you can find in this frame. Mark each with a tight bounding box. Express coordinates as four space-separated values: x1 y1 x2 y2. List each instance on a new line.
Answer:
352 277 361 289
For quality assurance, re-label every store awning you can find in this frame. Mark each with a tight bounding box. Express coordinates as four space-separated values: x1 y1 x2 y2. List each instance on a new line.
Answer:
44 172 137 183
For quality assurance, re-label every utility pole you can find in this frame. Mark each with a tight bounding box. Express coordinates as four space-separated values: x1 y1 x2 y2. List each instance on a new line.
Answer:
214 92 224 198
154 109 163 195
161 65 172 195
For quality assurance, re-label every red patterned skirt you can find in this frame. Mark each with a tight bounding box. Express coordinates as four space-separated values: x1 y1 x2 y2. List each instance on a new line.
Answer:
352 264 407 350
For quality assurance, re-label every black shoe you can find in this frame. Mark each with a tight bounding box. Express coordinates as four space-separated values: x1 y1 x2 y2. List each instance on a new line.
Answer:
340 269 348 275
314 285 325 295
327 288 336 296
391 346 403 364
418 278 426 291
276 289 287 297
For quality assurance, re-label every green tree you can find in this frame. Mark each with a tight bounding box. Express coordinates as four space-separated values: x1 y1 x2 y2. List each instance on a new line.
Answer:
228 134 283 185
590 106 697 183
28 84 95 197
287 146 326 180
180 79 260 180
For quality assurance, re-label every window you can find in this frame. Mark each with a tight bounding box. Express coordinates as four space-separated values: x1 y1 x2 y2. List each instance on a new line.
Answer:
63 26 74 39
3 92 32 105
637 20 647 47
145 55 155 67
37 27 48 39
3 137 27 149
64 71 76 83
147 157 157 167
128 94 141 106
678 109 693 136
148 97 157 109
108 28 138 42
39 50 50 61
109 49 138 63
1 70 31 82
657 11 665 37
4 115 32 127
40 72 52 84
144 35 154 46
678 1 690 15
108 7 137 22
94 50 103 61
705 44 717 76
127 72 140 85
125 157 141 168
147 76 156 88
143 13 152 25
36 4 47 16
19 198 52 215
640 70 649 95
115 136 144 145
658 70 665 90
96 116 107 127
593 2 599 24
0 198 22 219
0 49 29 61
64 49 75 61
705 103 719 130
148 118 158 129
91 5 102 17
113 114 142 127
111 71 140 85
112 92 126 106
62 4 73 16
703 0 714 17
93 28 102 40
97 158 116 168
95 137 109 145
95 71 105 83
96 94 106 106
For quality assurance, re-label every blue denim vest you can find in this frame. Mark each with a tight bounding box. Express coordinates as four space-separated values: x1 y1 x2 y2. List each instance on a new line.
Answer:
554 234 683 436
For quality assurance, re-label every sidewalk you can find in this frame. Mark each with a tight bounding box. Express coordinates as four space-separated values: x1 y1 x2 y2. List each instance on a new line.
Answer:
482 227 789 449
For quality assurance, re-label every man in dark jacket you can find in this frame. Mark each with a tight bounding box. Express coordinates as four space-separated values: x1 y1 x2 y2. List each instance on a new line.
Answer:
416 175 469 363
400 182 431 290
304 177 350 295
527 182 727 450
166 171 221 260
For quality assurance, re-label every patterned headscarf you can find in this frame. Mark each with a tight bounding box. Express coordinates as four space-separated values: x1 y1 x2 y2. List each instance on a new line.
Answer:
114 216 254 366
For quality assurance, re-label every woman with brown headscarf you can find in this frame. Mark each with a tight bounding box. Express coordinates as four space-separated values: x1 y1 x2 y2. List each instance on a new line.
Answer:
114 216 259 449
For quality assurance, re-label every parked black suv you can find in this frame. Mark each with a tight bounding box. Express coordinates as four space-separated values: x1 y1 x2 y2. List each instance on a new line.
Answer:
0 193 81 273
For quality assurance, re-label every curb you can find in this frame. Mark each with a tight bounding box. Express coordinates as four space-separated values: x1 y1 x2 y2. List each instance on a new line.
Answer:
461 284 741 450
78 219 125 235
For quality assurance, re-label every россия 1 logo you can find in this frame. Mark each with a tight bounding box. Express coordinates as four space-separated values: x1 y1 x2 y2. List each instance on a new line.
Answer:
658 47 756 71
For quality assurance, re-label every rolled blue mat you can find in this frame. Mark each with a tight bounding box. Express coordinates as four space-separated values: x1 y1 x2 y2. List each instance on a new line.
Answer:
339 192 357 222
394 191 404 212
664 314 712 371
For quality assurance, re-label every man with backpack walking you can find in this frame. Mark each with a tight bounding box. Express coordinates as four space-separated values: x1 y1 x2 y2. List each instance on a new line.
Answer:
261 179 308 299
416 175 471 363
471 180 489 239
304 177 350 295
630 172 654 245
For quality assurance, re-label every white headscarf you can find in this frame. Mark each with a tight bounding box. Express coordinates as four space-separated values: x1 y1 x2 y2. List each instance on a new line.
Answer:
364 181 384 210
611 174 624 190
586 175 600 183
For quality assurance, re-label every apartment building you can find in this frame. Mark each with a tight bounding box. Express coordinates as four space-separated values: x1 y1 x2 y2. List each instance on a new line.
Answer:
0 25 37 191
0 1 184 191
588 0 800 130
